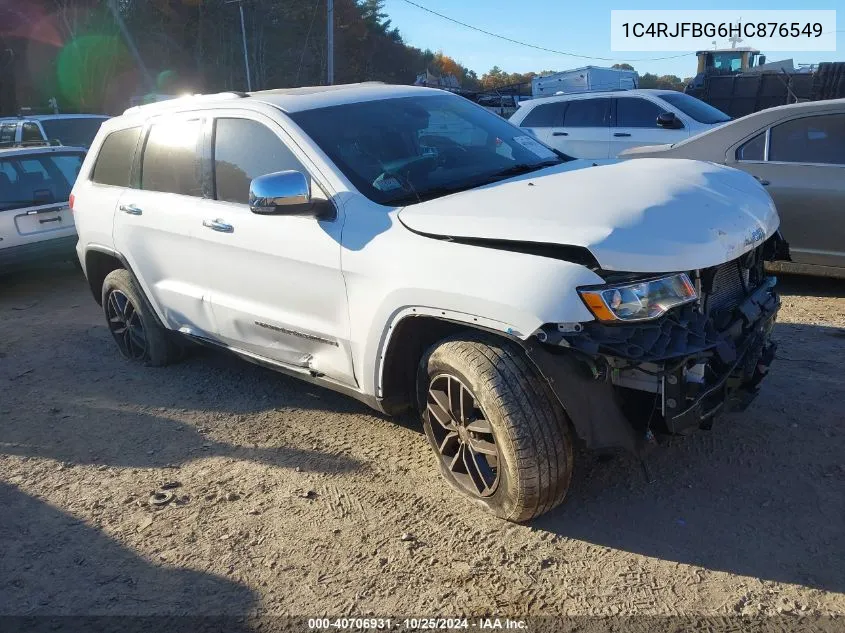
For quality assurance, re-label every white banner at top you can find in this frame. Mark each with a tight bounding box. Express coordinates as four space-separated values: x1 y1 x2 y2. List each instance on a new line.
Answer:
610 10 837 52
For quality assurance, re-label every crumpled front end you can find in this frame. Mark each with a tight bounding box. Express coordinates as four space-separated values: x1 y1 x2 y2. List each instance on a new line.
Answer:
526 233 786 454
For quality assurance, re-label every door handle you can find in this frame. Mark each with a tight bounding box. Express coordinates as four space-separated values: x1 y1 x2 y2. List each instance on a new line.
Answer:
754 176 771 186
119 204 143 215
552 132 568 136
202 218 234 233
613 132 632 137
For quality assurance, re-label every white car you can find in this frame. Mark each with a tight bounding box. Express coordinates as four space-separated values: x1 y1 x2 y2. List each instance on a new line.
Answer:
1 145 85 271
0 114 109 148
509 89 731 159
72 83 784 522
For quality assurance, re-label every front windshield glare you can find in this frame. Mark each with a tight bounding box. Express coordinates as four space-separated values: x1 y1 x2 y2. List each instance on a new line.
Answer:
659 92 731 124
290 94 568 205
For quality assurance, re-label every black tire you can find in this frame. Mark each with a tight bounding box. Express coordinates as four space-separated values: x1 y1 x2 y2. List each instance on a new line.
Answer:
418 332 574 522
101 268 181 367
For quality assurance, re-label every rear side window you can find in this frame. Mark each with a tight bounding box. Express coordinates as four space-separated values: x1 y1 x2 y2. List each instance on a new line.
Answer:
769 114 845 165
22 123 43 143
141 118 203 196
519 102 565 128
92 127 141 187
213 118 305 204
735 132 766 161
563 98 611 127
616 98 666 128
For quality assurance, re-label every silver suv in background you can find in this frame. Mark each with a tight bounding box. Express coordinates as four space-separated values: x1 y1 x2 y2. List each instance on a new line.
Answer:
0 115 109 148
620 98 845 278
0 145 85 271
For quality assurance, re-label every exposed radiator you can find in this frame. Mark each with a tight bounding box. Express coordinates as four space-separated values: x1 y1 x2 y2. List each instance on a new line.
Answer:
708 260 750 313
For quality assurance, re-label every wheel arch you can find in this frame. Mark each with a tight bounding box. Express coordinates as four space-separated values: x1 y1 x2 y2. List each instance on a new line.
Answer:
84 246 126 305
83 247 168 332
377 309 526 415
377 309 643 457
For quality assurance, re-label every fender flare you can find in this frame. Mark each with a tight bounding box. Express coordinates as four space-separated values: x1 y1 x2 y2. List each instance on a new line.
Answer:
374 305 525 399
375 306 643 456
83 244 170 331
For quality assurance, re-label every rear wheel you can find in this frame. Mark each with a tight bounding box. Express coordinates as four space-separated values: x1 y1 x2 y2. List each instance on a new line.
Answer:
418 332 574 522
101 269 181 366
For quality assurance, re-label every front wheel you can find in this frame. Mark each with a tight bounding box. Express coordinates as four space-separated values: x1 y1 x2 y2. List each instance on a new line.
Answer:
418 333 574 522
101 269 181 367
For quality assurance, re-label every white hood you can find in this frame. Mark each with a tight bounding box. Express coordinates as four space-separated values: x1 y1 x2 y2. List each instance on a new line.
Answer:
398 158 780 273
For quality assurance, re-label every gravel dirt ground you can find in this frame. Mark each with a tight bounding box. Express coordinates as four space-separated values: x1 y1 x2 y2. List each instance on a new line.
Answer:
1 265 843 622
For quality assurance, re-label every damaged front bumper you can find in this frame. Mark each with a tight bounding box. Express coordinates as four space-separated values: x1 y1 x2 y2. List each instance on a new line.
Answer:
525 263 781 456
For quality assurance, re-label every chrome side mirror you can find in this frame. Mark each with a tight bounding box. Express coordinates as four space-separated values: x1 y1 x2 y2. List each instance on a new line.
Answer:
249 170 314 216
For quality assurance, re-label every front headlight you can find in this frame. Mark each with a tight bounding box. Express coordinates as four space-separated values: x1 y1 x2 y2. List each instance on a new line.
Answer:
578 273 697 322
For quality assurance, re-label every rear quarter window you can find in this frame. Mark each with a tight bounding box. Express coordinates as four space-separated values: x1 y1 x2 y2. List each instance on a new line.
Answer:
92 127 142 187
735 131 766 161
0 122 17 145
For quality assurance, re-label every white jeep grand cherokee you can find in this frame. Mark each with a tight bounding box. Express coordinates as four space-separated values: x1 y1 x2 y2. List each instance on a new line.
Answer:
72 83 787 522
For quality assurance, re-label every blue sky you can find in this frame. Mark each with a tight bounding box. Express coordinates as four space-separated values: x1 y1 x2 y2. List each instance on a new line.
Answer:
381 0 843 79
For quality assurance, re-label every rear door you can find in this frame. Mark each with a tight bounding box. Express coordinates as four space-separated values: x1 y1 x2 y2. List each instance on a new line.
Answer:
611 96 687 156
194 112 355 385
559 97 612 159
112 114 216 336
731 113 845 268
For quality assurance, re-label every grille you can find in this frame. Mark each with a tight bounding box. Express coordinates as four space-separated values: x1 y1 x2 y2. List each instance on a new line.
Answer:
708 260 750 313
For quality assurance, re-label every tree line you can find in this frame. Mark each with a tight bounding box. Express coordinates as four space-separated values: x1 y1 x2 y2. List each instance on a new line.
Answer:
3 0 482 113
2 0 690 114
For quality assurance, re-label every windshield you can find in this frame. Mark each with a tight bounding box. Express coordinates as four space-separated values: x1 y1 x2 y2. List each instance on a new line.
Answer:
659 93 731 125
0 151 84 211
289 94 570 205
40 117 107 147
711 52 743 72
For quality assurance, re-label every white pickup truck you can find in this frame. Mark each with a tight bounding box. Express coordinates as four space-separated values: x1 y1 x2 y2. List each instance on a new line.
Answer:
71 83 786 521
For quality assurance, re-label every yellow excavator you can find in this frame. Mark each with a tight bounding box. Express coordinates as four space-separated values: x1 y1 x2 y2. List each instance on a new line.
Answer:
686 46 845 117
695 47 767 74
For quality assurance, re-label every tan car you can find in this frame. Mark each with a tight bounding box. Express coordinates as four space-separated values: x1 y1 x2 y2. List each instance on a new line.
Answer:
620 99 845 278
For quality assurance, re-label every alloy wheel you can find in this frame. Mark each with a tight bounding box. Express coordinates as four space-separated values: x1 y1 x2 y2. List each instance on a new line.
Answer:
106 290 147 360
426 374 500 497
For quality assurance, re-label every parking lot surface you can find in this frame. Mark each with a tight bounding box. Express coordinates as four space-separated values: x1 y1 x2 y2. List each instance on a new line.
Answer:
1 265 844 618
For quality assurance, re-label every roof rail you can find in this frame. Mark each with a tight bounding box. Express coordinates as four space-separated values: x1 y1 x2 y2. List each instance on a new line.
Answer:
123 91 248 116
